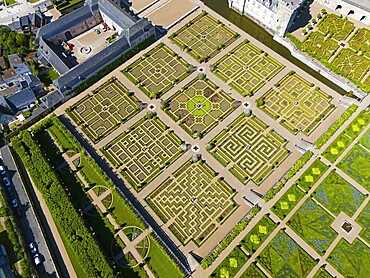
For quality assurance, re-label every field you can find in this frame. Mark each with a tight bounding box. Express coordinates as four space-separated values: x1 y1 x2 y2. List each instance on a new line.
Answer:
165 77 236 137
258 72 335 135
240 215 277 254
327 239 370 277
356 201 370 245
258 231 317 278
212 39 284 95
271 185 305 220
295 158 329 192
288 199 338 255
338 144 370 191
67 78 139 142
146 160 237 246
170 11 239 62
123 43 192 98
313 171 366 217
209 114 289 185
101 116 184 191
210 246 248 278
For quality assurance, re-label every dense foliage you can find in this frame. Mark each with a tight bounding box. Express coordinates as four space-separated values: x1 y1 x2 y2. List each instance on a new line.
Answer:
0 28 33 57
11 131 114 277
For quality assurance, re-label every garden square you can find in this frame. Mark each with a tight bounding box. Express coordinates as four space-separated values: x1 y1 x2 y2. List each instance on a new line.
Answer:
146 160 237 246
258 72 335 135
67 78 139 142
123 43 192 98
101 116 184 191
165 77 236 137
208 114 289 185
170 11 239 62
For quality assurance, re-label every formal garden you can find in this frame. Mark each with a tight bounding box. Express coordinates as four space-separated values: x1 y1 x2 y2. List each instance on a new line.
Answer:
169 11 239 62
295 158 329 192
123 43 192 99
323 108 370 162
67 77 140 143
257 72 335 135
257 231 317 278
327 239 370 277
288 199 338 255
287 13 370 92
208 114 290 185
210 246 248 278
146 160 237 246
211 39 284 96
313 171 366 217
101 116 184 191
271 185 305 220
240 263 266 278
356 201 370 245
164 77 236 137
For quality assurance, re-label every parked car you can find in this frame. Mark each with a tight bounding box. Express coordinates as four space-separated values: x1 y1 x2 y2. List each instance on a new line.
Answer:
94 28 100 34
3 177 10 187
29 242 37 254
0 165 5 175
34 254 42 266
7 187 15 197
11 199 18 208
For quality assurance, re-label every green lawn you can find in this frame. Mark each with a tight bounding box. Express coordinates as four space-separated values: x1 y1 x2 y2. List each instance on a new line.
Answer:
327 239 370 277
296 158 329 192
313 267 333 278
356 201 370 245
146 235 183 278
240 215 277 254
39 69 59 86
210 246 248 278
314 171 366 217
240 263 266 278
271 185 305 219
288 199 338 255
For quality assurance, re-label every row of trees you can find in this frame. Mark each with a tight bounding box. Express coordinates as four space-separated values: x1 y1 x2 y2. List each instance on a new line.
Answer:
11 131 115 278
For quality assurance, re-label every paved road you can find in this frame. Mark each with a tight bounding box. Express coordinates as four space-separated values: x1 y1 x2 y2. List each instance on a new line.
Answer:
1 145 59 278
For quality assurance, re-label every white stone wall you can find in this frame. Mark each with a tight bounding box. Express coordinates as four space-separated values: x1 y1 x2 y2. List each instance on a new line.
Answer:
318 0 370 25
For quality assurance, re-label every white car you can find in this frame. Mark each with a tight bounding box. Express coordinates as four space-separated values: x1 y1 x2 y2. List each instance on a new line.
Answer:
33 254 42 266
0 165 5 175
29 242 37 254
3 177 11 187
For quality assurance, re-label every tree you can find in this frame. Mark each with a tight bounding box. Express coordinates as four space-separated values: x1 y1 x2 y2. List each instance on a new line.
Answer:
0 27 33 56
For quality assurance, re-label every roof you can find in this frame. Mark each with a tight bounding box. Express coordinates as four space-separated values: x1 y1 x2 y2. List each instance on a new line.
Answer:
1 69 17 81
0 96 13 115
14 63 31 76
0 57 7 68
6 88 36 111
40 90 64 108
8 54 23 68
344 0 370 13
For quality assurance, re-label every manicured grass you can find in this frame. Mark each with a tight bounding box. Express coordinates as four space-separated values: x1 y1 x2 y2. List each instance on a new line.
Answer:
359 127 370 150
240 263 266 278
313 267 333 278
79 155 108 186
288 199 338 255
210 246 248 278
39 69 59 86
240 215 277 254
296 158 329 192
271 185 305 219
314 171 366 217
327 238 370 277
258 231 316 278
338 144 370 191
146 235 183 278
356 201 370 245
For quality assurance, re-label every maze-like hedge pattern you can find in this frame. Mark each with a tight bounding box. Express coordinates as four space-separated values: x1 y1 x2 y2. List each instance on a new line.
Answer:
317 13 355 41
166 77 236 136
259 73 335 135
67 78 139 142
212 39 284 95
209 114 289 185
146 160 237 246
302 32 339 61
102 117 183 191
123 43 192 98
170 12 239 62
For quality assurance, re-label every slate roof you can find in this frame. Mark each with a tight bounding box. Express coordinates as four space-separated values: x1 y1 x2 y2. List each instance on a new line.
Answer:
6 88 36 112
8 54 23 68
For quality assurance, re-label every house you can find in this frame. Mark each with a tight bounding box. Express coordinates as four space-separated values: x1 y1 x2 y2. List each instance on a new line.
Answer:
0 57 7 69
6 88 36 113
7 54 23 69
9 11 50 34
0 245 15 278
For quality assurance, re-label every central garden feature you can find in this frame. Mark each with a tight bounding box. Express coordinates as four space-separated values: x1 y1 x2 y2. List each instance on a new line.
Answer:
123 43 192 99
212 39 284 96
67 77 140 143
165 77 236 137
146 160 237 246
208 114 289 185
258 72 335 135
101 116 184 191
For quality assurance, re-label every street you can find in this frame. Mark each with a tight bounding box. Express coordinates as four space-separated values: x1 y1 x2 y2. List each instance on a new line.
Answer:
1 145 59 278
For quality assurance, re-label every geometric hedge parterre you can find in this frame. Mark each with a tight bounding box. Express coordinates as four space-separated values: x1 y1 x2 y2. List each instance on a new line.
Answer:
209 114 289 185
101 116 184 191
170 11 239 63
259 72 335 135
67 77 140 142
165 77 236 136
146 160 237 246
212 39 285 96
123 43 192 99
